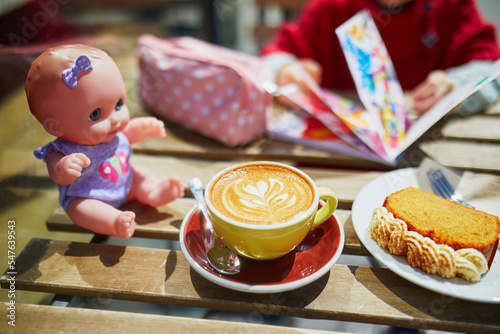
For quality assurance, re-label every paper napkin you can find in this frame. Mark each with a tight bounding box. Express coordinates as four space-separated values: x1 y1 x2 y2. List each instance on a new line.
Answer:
415 157 500 218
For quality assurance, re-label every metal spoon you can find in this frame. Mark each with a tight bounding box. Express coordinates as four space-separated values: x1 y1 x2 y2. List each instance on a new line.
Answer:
187 177 241 275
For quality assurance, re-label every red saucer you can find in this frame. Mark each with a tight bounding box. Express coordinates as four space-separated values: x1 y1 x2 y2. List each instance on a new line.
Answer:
179 206 344 293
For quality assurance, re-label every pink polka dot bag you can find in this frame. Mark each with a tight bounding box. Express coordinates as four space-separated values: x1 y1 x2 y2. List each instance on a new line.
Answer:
137 34 275 147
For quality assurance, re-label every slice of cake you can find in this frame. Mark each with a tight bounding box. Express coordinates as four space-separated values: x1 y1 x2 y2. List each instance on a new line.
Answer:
370 187 500 282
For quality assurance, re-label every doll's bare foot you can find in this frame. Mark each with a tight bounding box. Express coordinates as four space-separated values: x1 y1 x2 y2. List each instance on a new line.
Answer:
129 166 184 207
150 178 184 207
115 211 136 238
135 177 184 207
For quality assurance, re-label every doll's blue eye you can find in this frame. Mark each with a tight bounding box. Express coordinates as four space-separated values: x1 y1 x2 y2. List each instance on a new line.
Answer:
116 99 124 110
89 108 101 121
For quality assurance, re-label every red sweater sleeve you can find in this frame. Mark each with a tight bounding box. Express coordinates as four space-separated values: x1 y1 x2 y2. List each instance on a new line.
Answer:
441 0 500 68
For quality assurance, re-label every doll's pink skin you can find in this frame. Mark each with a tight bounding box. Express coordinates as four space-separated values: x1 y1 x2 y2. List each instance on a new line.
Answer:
26 45 184 238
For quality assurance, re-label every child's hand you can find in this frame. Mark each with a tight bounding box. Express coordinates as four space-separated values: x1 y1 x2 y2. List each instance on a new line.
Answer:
277 59 322 91
410 70 454 114
123 117 166 144
47 152 91 185
276 59 322 108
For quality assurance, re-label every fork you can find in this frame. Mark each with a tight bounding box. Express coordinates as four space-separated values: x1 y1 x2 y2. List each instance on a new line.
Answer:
426 169 475 208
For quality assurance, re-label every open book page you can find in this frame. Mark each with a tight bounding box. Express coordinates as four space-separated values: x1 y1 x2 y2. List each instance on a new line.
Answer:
267 107 393 165
335 10 409 153
276 81 378 156
280 60 389 158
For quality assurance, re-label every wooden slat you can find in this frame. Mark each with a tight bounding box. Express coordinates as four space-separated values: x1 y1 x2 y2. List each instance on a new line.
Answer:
45 158 380 253
2 239 499 333
342 212 367 256
125 155 384 207
485 98 500 115
419 139 500 174
131 154 385 205
441 115 500 142
46 201 368 256
46 198 194 240
131 133 394 170
0 303 339 334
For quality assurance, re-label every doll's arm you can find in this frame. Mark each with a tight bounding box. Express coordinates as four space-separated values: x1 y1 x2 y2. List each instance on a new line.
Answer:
122 117 166 145
45 151 91 185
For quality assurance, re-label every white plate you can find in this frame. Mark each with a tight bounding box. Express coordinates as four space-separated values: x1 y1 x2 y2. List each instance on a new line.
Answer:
351 168 500 303
179 205 344 293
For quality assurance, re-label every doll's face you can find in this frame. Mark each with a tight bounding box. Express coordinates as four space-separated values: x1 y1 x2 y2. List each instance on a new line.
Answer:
26 45 130 145
56 62 130 145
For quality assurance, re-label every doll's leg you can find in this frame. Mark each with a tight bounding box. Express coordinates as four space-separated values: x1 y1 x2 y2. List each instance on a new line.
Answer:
128 165 184 207
66 198 136 238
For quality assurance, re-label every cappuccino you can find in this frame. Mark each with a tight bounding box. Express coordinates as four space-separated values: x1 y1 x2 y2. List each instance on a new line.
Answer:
209 164 314 225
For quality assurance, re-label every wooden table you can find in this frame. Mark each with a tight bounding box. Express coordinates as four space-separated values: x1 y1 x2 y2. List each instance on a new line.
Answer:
1 50 500 334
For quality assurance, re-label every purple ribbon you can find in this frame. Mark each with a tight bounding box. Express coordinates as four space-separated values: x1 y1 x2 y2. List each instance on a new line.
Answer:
61 54 93 89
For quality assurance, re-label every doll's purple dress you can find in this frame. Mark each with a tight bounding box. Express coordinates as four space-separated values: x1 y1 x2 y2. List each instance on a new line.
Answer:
34 132 133 211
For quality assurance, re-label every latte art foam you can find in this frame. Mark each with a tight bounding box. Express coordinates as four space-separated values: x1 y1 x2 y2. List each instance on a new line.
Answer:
210 165 314 225
225 178 296 221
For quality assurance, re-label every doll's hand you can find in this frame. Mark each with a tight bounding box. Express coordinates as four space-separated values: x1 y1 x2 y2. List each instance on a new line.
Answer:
410 70 454 114
141 117 166 138
123 117 166 145
46 152 91 185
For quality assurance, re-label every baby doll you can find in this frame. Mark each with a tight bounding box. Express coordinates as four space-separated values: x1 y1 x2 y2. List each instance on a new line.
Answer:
25 44 184 238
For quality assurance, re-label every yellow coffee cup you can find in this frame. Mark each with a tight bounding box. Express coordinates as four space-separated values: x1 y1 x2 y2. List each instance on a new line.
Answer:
205 161 338 260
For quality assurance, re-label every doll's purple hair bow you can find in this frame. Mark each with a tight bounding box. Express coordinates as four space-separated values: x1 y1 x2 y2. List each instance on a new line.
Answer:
61 55 92 89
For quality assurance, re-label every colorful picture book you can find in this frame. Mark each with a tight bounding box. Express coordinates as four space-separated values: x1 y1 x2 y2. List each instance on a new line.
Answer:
267 10 500 165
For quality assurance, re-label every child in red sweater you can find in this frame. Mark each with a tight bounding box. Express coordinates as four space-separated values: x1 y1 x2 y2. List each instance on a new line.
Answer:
261 0 500 113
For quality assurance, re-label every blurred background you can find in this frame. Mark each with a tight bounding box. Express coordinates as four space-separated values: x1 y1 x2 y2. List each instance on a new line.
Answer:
2 0 500 100
2 0 500 99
